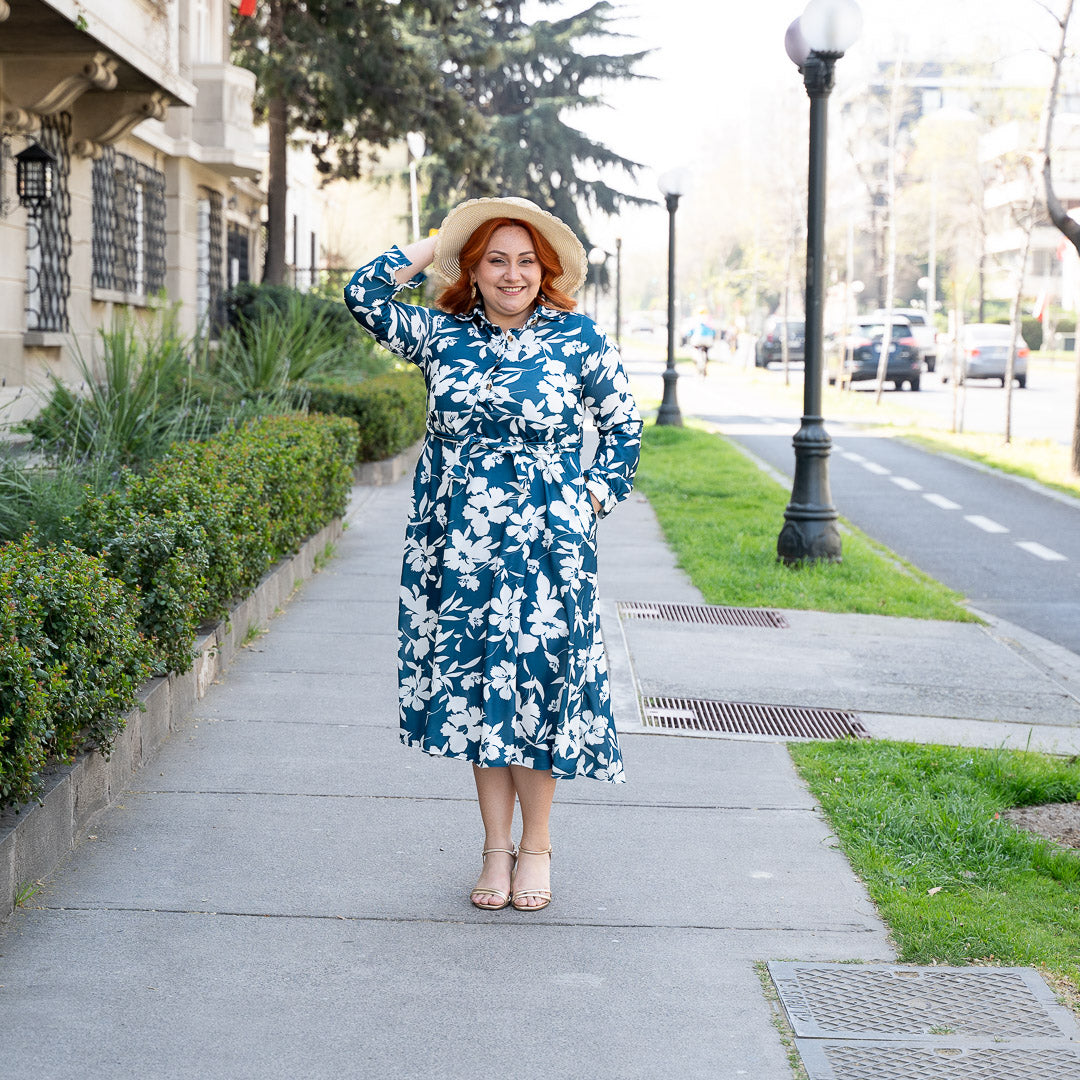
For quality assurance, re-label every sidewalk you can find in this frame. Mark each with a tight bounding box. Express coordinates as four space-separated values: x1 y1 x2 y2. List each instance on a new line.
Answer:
2 469 1079 1078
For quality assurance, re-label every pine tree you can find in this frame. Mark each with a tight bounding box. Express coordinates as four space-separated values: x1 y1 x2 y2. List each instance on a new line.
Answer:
231 0 479 285
420 0 652 247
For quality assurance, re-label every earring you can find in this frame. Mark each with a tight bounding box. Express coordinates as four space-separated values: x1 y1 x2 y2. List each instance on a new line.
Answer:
470 282 478 301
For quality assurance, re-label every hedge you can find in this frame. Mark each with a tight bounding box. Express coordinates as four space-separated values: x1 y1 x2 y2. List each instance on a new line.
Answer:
303 370 426 463
0 536 149 808
0 413 358 808
66 412 359 674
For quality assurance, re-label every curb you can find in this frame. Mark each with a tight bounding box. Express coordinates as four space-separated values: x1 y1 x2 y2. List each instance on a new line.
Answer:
353 438 423 486
0 517 343 923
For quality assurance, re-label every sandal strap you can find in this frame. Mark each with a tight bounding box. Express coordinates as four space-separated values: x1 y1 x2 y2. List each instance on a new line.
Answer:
516 846 552 857
481 847 517 858
512 890 553 900
470 887 511 903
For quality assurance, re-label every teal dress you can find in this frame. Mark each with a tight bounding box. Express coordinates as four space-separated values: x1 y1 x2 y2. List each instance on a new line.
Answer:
345 248 641 782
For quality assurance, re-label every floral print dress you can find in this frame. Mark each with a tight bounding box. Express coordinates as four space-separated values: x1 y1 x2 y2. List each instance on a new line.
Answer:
345 248 641 783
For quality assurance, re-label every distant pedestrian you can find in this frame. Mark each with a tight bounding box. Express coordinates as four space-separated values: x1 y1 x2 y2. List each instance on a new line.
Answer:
344 197 641 913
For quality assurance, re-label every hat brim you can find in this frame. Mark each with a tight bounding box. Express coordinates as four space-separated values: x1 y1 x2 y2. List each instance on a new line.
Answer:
432 197 588 297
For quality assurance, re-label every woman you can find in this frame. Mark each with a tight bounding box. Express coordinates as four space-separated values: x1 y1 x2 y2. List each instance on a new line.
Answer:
344 197 641 912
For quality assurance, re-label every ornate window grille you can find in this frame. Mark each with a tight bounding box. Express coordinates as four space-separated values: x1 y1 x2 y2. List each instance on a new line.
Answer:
25 113 72 332
91 146 166 296
196 189 225 330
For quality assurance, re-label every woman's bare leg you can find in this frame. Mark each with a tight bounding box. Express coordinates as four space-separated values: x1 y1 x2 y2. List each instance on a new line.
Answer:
471 764 516 906
509 764 556 908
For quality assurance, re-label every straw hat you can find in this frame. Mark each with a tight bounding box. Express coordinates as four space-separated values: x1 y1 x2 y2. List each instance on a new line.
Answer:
432 196 588 296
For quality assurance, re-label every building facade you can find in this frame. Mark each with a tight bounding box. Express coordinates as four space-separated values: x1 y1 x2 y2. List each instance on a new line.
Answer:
0 0 263 402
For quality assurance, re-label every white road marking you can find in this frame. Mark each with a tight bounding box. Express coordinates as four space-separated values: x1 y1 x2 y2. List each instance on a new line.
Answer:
924 493 961 510
842 451 866 462
1016 541 1068 562
965 515 1009 534
891 476 922 491
862 461 890 475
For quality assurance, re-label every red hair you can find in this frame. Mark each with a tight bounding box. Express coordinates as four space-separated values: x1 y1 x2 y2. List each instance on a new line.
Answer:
436 217 577 314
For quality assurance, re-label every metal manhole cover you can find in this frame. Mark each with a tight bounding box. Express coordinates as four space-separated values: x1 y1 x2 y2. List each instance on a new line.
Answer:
618 601 789 628
795 1039 1080 1080
767 963 1073 1040
642 697 868 740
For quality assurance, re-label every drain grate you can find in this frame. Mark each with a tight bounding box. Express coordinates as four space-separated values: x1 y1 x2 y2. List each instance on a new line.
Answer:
767 963 1080 1080
642 696 868 740
769 963 1068 1039
796 1040 1080 1080
618 601 789 628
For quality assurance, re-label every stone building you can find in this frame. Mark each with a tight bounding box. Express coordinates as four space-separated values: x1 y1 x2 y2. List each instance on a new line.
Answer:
0 0 262 405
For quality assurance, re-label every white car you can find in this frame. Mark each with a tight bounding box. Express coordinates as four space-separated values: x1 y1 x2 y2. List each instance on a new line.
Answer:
871 308 937 371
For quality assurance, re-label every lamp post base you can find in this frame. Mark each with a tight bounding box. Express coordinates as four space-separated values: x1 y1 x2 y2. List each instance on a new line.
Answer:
655 369 683 427
777 417 842 564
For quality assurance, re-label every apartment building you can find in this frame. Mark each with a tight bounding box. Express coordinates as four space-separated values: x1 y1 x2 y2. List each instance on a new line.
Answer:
0 0 263 398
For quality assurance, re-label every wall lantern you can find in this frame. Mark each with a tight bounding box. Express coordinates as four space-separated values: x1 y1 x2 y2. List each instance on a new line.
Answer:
15 141 57 212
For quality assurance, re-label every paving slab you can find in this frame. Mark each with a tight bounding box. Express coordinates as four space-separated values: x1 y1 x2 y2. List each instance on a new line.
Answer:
0 910 812 1080
622 612 1080 727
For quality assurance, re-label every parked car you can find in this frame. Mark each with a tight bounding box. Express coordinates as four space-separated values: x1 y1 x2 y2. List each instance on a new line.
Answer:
871 308 938 371
827 318 922 390
755 318 805 367
938 324 1028 387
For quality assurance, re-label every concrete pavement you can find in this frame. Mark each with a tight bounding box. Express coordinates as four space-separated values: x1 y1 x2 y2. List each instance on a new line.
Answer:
2 420 1079 1077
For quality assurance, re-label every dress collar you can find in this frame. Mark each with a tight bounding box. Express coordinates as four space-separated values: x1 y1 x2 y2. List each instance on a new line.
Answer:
454 301 570 333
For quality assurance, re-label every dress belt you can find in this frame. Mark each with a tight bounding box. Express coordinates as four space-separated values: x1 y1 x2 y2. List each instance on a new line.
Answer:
427 430 582 495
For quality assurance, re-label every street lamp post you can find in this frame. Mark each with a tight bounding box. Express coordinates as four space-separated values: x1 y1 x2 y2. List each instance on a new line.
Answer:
776 0 862 564
657 168 689 427
405 132 426 243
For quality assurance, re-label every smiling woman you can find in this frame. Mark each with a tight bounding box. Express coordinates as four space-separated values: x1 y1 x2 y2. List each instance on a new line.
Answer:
344 195 642 915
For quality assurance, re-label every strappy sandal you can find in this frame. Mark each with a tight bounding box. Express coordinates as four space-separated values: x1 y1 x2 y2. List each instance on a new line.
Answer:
511 846 553 912
469 847 516 911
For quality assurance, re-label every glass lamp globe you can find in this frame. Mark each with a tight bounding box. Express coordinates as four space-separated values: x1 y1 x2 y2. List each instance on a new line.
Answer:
800 0 863 56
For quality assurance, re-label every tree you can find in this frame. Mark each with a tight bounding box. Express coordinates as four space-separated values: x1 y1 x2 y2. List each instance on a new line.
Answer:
418 0 653 250
1039 0 1080 477
231 0 480 285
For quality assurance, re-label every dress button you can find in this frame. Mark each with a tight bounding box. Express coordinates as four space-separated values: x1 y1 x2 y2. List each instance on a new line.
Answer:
486 381 493 390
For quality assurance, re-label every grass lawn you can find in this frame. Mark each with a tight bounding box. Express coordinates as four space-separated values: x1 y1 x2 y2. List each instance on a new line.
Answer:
790 740 1080 997
634 423 976 621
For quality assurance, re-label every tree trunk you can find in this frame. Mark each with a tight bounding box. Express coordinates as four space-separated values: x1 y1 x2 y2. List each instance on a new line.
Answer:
1004 208 1033 444
261 0 288 286
263 94 288 285
1074 343 1080 476
1040 0 1080 472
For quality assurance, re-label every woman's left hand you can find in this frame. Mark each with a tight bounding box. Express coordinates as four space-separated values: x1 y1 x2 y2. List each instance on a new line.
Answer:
589 495 602 515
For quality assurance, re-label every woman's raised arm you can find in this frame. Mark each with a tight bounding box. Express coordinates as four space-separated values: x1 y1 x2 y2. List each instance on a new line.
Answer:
393 233 439 285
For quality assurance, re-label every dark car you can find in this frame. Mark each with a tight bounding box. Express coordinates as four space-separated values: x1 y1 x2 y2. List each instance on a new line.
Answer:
755 318 805 367
828 319 922 390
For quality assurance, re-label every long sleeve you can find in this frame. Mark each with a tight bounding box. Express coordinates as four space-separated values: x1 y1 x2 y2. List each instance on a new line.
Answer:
581 326 642 518
343 247 435 368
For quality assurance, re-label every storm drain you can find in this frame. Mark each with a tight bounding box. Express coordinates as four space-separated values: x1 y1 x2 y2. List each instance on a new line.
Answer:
618 601 789 628
767 962 1080 1080
642 696 868 740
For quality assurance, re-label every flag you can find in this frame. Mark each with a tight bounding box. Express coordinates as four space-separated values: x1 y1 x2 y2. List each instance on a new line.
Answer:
1032 287 1048 323
238 0 256 15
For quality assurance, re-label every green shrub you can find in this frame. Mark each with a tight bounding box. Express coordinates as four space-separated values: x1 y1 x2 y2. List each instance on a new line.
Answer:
222 282 395 381
1055 315 1076 334
66 492 210 675
0 596 54 807
304 371 426 463
1021 316 1043 352
63 413 357 673
0 535 151 766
